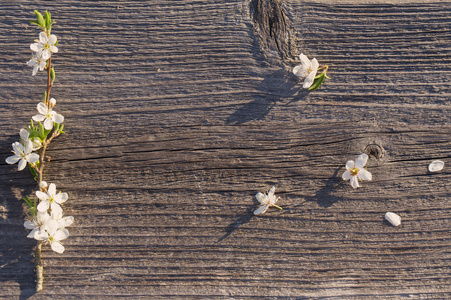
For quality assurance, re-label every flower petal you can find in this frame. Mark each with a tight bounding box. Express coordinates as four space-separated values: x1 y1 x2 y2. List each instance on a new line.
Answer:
54 228 70 241
39 32 47 43
54 192 68 204
43 118 54 130
345 160 355 171
51 204 63 220
358 169 372 181
20 129 30 141
53 113 64 124
49 45 58 53
27 228 38 239
255 192 268 204
342 170 351 180
30 43 40 52
59 216 74 228
428 160 444 172
24 220 36 230
34 230 48 241
350 176 359 188
18 159 27 171
37 102 48 115
254 204 269 215
48 183 56 196
355 153 369 169
32 114 45 122
5 155 20 164
299 53 310 66
45 220 59 236
267 186 276 198
32 65 39 76
36 191 49 201
292 64 308 77
311 58 319 71
27 153 40 163
37 200 50 212
50 241 65 253
23 139 33 154
303 70 316 89
48 34 57 45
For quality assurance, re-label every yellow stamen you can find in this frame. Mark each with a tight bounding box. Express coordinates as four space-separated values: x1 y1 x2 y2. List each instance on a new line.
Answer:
350 167 359 176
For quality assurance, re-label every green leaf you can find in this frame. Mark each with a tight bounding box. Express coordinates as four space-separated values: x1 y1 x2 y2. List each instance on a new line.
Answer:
54 40 58 46
325 74 331 79
38 122 45 139
43 91 47 102
28 164 38 181
59 124 65 134
44 11 52 26
23 196 33 208
29 20 40 26
308 73 325 91
50 67 55 83
34 10 45 27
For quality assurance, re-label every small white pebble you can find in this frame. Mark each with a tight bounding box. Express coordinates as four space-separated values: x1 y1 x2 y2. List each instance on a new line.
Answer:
428 160 444 172
385 212 401 227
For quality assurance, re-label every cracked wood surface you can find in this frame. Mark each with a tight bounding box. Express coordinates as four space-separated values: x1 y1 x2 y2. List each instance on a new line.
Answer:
0 0 450 299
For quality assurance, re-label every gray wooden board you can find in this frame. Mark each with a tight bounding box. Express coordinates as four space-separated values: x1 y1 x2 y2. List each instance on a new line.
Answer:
0 0 450 298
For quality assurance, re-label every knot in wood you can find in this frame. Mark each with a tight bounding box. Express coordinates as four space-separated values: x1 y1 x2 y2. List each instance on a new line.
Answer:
364 143 385 160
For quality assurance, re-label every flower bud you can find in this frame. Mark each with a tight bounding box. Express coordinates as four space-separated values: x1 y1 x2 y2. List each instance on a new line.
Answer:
39 181 48 190
49 98 56 109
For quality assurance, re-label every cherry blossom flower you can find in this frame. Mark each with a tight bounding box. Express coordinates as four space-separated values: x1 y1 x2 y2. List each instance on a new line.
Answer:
5 140 39 171
30 32 58 60
36 183 68 213
34 219 69 253
293 53 319 89
342 153 372 188
254 186 282 215
24 211 51 239
27 52 47 76
32 100 64 130
20 128 42 151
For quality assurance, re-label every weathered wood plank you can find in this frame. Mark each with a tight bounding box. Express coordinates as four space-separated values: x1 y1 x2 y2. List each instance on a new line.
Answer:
0 0 450 298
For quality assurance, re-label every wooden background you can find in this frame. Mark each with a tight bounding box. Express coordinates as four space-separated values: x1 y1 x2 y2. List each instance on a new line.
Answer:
1 0 450 298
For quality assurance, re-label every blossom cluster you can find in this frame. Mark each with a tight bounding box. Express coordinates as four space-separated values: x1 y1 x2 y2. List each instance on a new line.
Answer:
24 182 73 253
5 10 72 254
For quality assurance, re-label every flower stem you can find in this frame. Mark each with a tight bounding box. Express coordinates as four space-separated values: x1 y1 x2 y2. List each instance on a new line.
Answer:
34 54 55 292
35 241 44 291
45 57 52 106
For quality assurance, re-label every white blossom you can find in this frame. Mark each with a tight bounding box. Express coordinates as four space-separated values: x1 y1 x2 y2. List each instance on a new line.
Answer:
24 211 51 239
19 128 42 151
32 100 64 130
36 183 68 213
293 53 319 89
34 219 69 254
5 140 39 171
342 153 372 188
30 32 58 60
27 52 47 76
254 186 282 215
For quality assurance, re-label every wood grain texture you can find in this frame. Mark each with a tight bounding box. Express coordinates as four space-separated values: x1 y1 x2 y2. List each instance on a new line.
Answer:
0 0 450 299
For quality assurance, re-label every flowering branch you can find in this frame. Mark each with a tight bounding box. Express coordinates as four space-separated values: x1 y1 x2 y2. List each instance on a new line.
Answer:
5 10 72 292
